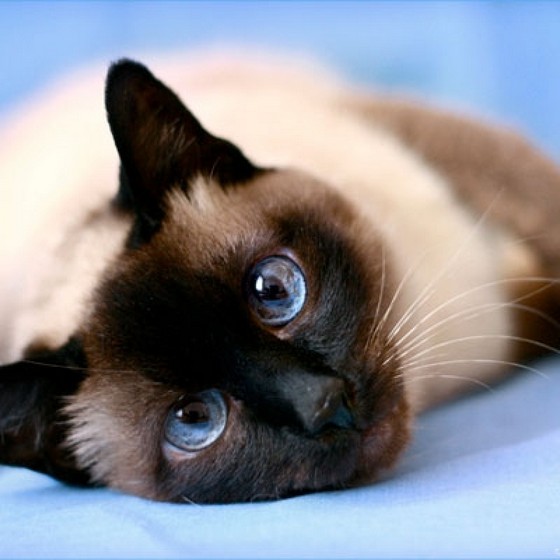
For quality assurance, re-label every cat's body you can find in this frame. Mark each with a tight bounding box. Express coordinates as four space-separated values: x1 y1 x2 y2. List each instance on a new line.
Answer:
1 53 559 502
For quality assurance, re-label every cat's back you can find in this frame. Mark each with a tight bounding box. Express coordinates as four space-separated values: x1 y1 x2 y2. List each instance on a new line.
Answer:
0 64 122 361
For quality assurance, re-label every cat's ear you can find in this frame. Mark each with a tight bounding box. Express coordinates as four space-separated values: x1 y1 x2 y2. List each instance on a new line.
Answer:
105 59 260 237
0 338 90 485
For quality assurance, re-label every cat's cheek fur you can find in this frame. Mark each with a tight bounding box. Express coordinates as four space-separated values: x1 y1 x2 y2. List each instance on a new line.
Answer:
64 373 173 500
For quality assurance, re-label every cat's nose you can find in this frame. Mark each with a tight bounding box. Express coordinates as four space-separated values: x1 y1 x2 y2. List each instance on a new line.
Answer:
235 345 355 435
299 377 355 434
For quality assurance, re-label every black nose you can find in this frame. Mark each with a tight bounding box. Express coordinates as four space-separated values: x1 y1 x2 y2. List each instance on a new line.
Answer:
232 345 355 435
292 376 355 434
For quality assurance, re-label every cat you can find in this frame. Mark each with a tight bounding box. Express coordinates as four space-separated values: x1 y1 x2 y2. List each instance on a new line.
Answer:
1 52 559 503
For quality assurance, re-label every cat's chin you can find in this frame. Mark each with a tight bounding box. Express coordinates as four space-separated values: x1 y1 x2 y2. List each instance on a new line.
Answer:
352 396 412 486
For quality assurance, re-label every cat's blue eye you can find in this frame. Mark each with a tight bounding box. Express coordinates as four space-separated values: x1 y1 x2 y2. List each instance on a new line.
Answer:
248 256 307 326
164 390 227 452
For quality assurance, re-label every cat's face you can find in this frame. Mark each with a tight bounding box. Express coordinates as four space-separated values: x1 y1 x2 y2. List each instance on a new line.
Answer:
70 169 410 502
0 60 410 503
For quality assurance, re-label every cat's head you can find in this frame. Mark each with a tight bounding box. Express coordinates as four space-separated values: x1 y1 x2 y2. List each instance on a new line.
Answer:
0 60 410 503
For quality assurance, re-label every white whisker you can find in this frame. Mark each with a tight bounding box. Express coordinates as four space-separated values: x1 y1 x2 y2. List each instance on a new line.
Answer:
367 246 433 351
20 359 157 377
407 357 549 379
394 279 559 361
405 372 496 393
373 243 387 327
384 190 506 348
399 333 560 370
180 494 202 506
365 242 389 353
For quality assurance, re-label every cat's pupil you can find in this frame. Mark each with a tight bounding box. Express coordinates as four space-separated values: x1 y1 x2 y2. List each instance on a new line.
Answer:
178 402 209 424
255 273 287 300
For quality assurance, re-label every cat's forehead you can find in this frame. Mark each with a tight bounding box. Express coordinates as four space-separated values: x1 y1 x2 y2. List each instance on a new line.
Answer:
159 168 365 271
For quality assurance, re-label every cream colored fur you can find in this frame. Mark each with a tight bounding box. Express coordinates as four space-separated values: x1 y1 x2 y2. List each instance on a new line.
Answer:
0 52 516 412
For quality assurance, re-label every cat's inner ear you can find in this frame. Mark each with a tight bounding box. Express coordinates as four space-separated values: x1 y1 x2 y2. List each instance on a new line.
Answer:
105 59 260 229
0 338 89 486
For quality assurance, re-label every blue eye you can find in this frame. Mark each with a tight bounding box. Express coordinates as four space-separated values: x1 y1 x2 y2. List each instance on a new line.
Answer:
248 256 307 326
164 390 227 452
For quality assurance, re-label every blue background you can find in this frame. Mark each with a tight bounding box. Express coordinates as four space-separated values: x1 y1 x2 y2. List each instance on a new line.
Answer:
1 1 560 158
1 3 560 559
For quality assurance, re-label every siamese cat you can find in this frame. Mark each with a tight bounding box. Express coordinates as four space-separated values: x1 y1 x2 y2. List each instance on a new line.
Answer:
1 53 559 503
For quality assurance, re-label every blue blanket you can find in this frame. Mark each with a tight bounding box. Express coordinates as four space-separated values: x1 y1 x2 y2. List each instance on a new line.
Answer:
1 2 559 558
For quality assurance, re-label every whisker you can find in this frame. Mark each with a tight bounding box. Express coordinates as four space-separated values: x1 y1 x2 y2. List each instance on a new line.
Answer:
394 279 560 360
18 359 157 376
385 287 437 349
179 494 202 507
397 300 560 364
365 243 389 353
394 351 449 371
393 275 557 352
506 231 560 247
384 189 506 348
17 359 85 372
406 357 549 379
373 243 387 328
399 333 560 370
393 300 508 362
367 246 433 351
405 372 496 393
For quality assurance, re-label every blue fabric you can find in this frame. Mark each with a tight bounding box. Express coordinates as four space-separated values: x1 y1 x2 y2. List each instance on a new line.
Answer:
1 2 559 558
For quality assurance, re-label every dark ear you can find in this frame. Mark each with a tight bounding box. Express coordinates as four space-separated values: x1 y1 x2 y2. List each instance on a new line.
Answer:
0 338 90 485
105 59 260 239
